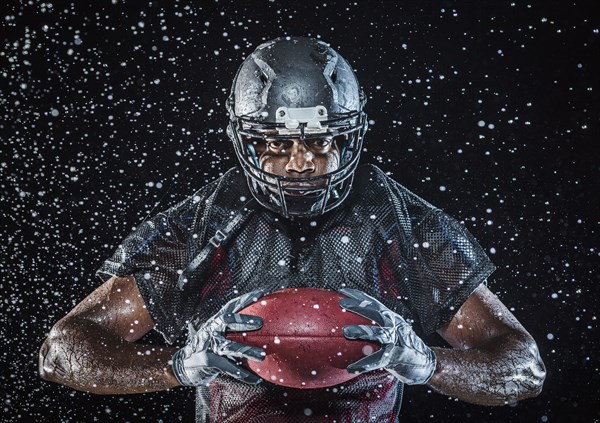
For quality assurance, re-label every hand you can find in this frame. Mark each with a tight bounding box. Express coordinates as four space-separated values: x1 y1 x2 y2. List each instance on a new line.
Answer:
339 288 436 385
171 289 265 386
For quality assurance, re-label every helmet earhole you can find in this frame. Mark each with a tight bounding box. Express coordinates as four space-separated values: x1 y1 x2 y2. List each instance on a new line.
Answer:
259 71 269 86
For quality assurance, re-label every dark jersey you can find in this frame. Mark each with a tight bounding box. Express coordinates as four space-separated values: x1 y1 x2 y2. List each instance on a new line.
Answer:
97 164 495 422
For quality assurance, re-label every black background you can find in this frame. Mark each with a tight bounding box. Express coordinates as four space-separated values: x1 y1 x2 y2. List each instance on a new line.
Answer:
1 1 599 422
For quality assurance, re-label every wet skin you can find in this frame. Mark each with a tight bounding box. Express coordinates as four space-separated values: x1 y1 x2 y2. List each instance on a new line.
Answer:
256 137 341 181
39 136 545 403
40 278 545 402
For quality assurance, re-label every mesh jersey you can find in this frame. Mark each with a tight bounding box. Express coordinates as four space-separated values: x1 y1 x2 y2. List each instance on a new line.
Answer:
97 164 496 423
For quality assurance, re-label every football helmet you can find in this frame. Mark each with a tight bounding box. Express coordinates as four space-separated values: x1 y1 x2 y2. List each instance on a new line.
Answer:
226 36 368 218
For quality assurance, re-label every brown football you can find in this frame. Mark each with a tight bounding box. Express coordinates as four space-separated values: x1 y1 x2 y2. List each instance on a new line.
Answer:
226 287 380 389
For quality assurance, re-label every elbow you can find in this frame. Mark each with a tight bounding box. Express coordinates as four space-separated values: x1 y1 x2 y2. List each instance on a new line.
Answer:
38 342 49 381
502 342 547 404
521 341 546 399
39 338 56 382
521 344 546 399
38 330 65 384
38 321 80 387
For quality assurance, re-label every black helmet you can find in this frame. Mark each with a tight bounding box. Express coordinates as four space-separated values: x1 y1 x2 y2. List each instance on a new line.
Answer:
226 36 368 218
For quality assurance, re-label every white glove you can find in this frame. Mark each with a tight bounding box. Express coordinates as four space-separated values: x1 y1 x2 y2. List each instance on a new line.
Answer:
172 289 265 386
339 288 437 385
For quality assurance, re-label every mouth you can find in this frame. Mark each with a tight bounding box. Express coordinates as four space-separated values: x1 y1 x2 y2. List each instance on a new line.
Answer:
283 182 317 188
282 183 323 197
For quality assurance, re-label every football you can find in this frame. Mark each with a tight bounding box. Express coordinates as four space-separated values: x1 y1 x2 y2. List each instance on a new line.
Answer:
226 287 380 389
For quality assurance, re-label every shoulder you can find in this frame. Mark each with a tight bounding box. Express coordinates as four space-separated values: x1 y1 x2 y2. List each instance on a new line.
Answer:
159 167 246 220
116 167 247 246
351 164 439 225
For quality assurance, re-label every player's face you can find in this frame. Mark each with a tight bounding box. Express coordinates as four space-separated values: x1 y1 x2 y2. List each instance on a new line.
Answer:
256 137 342 188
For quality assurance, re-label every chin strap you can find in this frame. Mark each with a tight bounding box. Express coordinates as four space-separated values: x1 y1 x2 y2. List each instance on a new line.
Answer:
178 198 257 290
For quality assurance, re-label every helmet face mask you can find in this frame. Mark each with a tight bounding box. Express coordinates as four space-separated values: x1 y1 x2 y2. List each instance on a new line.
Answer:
226 36 368 218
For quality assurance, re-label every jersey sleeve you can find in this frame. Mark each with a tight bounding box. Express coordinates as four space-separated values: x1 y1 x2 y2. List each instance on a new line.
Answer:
95 193 204 344
409 208 496 335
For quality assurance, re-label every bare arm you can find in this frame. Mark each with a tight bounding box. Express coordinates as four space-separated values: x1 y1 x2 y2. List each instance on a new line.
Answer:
39 275 181 394
427 284 546 405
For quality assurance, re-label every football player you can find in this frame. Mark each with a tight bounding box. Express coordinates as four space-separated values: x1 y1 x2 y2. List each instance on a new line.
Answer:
40 37 545 422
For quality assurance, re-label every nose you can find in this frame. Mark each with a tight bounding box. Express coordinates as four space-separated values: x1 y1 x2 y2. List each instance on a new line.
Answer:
285 141 315 174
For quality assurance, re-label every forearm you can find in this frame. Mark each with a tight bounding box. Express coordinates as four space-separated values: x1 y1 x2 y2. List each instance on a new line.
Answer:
427 333 546 405
39 318 180 394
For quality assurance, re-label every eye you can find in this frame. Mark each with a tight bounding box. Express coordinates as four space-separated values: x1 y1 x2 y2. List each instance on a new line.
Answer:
269 140 285 149
267 139 293 153
306 138 332 149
